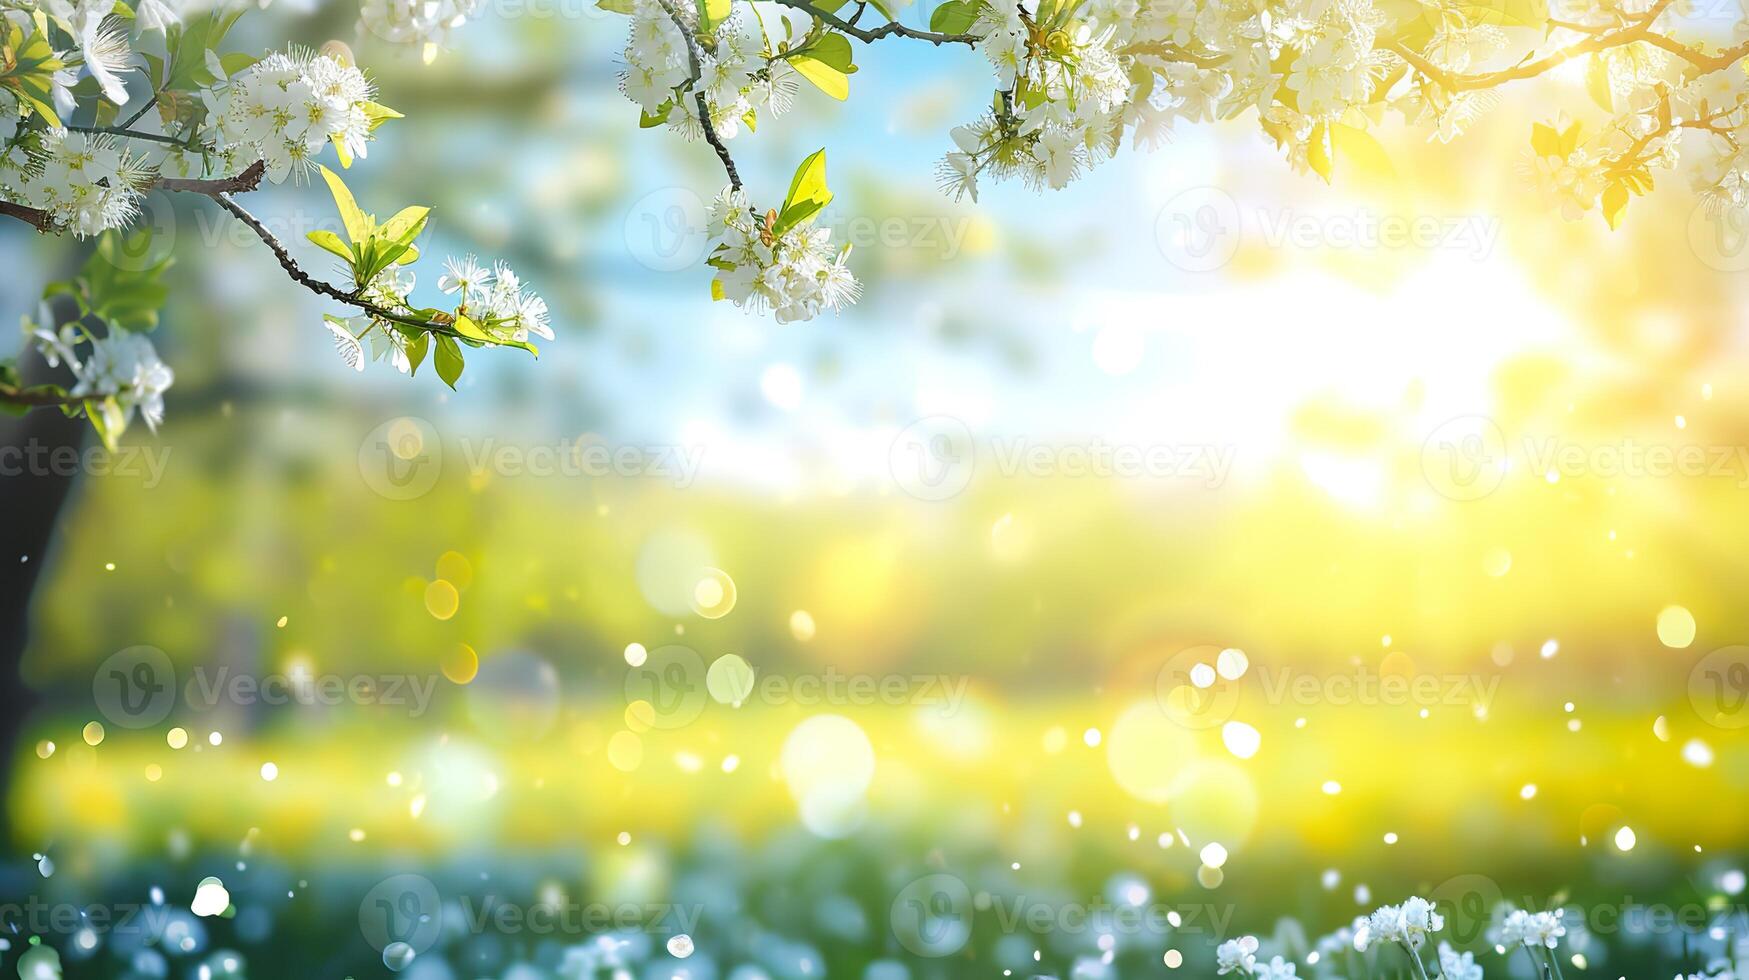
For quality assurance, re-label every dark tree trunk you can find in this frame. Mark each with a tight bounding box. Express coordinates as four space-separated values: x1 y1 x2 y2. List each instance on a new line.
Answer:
0 358 86 848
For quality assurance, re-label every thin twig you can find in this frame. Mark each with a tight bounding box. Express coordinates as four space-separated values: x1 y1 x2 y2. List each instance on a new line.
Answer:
207 192 467 339
654 0 744 190
771 0 979 45
1 160 466 340
1388 0 1727 91
0 200 53 232
67 124 202 149
0 383 84 408
117 89 159 130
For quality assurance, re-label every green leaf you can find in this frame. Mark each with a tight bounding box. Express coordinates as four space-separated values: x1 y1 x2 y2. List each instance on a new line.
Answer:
83 398 119 452
434 335 464 389
800 31 855 71
317 165 372 246
774 148 832 236
788 33 855 100
403 329 430 376
306 229 355 264
219 52 258 75
930 0 979 33
596 0 637 12
80 230 174 330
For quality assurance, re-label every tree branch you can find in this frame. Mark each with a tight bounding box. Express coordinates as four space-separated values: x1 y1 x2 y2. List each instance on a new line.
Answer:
654 0 744 191
2 159 468 356
0 384 84 409
770 0 980 45
206 191 468 339
1386 0 1726 92
154 160 267 195
0 200 53 232
67 124 200 149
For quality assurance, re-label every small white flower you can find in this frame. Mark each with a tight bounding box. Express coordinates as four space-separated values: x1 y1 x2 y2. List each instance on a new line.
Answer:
1255 955 1298 979
1215 936 1258 974
28 310 81 371
438 254 488 295
68 330 173 432
325 317 366 371
1438 941 1482 980
74 9 134 106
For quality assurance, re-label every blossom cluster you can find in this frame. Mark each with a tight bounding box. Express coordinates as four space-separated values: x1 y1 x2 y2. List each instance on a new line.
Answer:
326 255 552 373
618 0 798 143
27 314 174 434
207 48 378 184
0 126 152 237
938 0 1133 198
1358 895 1444 950
437 254 553 344
937 0 1392 198
707 188 859 323
1216 935 1299 977
1498 906 1566 949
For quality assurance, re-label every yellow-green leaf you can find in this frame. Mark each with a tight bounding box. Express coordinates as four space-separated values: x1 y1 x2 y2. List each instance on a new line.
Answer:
452 314 490 342
775 148 832 235
788 54 848 100
1602 182 1628 230
698 0 731 29
306 229 354 263
1306 123 1334 183
83 398 119 452
380 206 430 245
318 165 372 245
